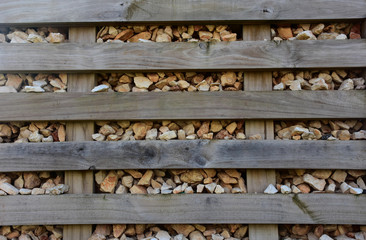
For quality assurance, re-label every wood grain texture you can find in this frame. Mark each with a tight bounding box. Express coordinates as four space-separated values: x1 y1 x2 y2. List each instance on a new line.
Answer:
1 0 365 25
1 40 366 72
0 91 364 121
243 24 277 240
0 194 365 225
64 27 95 240
1 140 365 172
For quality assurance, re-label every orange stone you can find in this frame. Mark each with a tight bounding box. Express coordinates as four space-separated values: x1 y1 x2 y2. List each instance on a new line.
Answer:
277 27 293 39
113 224 126 238
128 32 152 42
100 171 118 193
297 183 311 193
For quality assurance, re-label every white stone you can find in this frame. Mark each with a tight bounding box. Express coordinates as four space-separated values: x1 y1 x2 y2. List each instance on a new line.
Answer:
146 128 158 140
0 182 19 195
174 234 187 240
92 133 105 141
147 187 160 194
350 186 363 195
156 231 171 240
264 184 278 194
186 134 197 140
196 184 205 193
336 34 348 40
24 86 45 92
10 35 28 43
325 183 336 193
31 188 45 195
19 188 32 195
0 86 17 93
303 173 326 191
91 84 109 92
173 185 183 194
47 184 69 195
214 185 225 194
0 190 6 196
32 80 47 88
116 185 128 194
340 182 350 193
28 131 42 142
161 182 172 194
211 234 224 240
339 79 354 90
320 234 334 240
280 185 292 194
205 183 217 193
27 34 46 43
42 136 53 142
184 186 194 193
291 185 301 194
273 82 285 90
159 130 177 140
296 30 317 40
134 77 153 89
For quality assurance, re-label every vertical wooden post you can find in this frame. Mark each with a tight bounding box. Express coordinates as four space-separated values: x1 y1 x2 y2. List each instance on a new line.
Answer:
63 27 96 240
243 25 278 240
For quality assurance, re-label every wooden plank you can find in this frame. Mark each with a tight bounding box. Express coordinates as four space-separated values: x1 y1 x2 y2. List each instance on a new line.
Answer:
0 194 365 225
0 91 364 121
243 24 278 240
1 0 365 25
1 40 366 72
63 27 95 240
1 140 365 172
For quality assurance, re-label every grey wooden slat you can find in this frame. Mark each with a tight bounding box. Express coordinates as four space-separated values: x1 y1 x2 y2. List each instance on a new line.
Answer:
0 140 365 172
0 0 365 25
0 194 365 225
0 40 365 72
0 91 364 121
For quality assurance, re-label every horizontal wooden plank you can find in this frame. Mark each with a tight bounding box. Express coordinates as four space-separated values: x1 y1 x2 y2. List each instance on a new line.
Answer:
1 40 365 72
0 194 365 225
0 91 365 121
1 0 365 25
0 140 365 172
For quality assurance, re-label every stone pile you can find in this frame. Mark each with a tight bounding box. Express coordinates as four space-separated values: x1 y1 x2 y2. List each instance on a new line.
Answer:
0 122 66 143
264 169 366 195
89 224 248 240
275 120 366 140
0 225 63 240
97 25 239 43
0 26 67 43
0 73 67 93
93 72 243 93
279 224 366 240
0 172 68 196
272 70 365 91
95 169 247 194
93 120 248 141
271 23 361 41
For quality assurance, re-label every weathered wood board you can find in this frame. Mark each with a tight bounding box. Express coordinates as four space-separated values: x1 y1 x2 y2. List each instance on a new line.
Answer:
1 0 365 25
0 91 364 121
0 194 365 225
1 140 365 172
1 40 365 72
